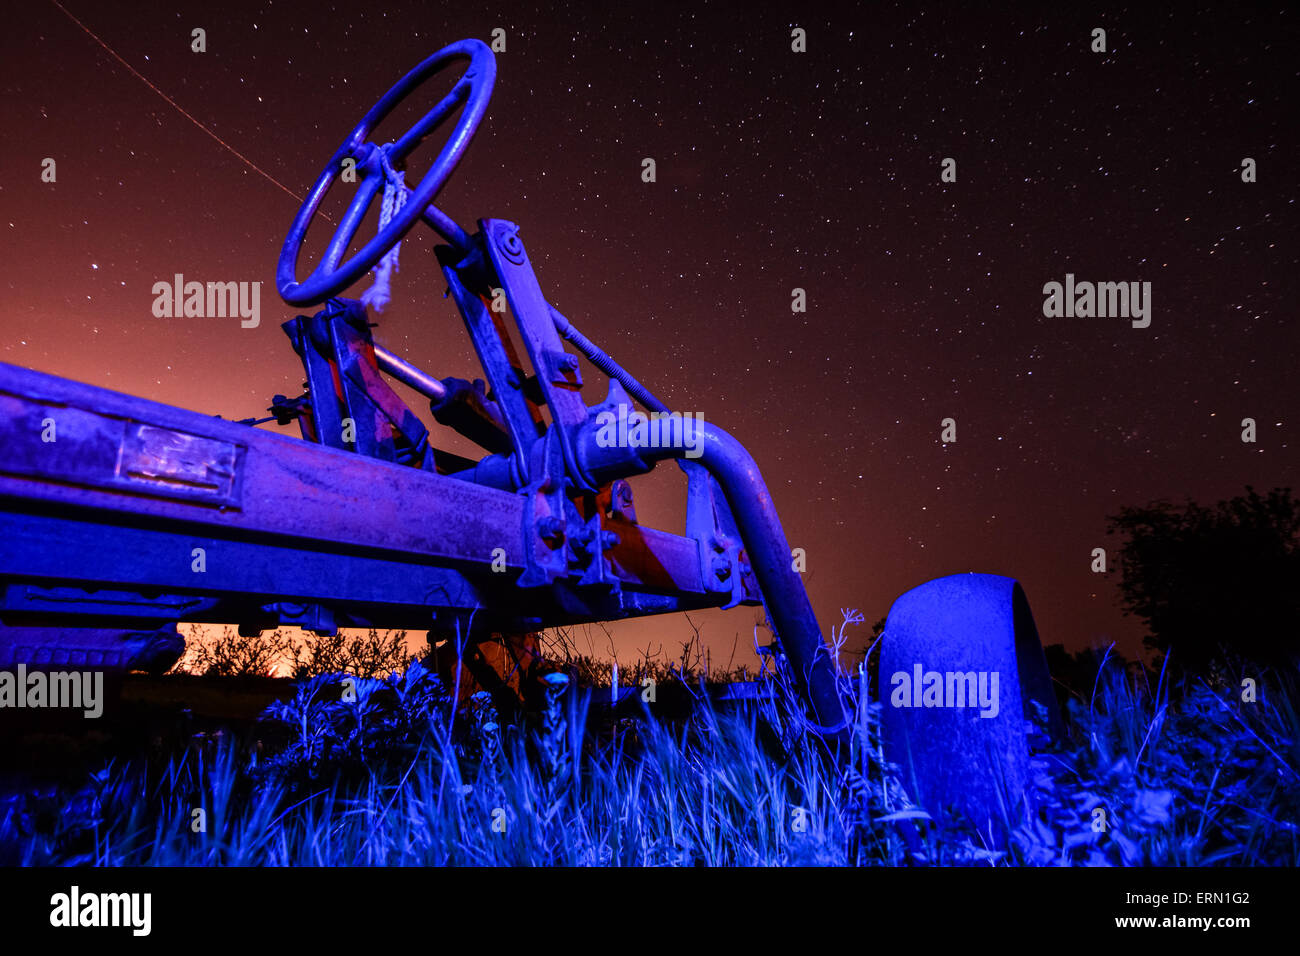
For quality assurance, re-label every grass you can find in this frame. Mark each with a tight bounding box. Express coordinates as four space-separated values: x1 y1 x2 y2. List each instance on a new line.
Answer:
2 620 1297 866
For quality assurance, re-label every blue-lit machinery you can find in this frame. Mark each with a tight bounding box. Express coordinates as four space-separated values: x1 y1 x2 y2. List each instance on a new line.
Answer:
0 40 848 735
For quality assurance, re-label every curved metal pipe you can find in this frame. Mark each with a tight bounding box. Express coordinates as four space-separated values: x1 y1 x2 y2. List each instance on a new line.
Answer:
546 310 845 735
578 417 849 738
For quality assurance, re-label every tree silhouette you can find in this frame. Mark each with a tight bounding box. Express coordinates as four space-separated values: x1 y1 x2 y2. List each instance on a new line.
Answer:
1107 487 1300 674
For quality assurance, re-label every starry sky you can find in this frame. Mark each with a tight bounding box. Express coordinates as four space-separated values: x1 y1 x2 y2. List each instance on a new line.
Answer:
2 1 1296 669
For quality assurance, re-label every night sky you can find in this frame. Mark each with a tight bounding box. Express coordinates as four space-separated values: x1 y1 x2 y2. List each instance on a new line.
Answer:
2 2 1296 669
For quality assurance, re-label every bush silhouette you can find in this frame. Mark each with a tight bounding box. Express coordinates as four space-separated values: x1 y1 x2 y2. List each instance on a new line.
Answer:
1108 486 1300 674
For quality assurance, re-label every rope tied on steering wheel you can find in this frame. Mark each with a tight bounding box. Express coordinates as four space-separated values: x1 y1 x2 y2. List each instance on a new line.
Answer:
360 146 408 314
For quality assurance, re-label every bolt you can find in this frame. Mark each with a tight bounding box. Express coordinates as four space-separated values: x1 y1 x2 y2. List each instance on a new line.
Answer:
495 224 526 261
712 555 732 581
538 516 565 540
601 530 621 549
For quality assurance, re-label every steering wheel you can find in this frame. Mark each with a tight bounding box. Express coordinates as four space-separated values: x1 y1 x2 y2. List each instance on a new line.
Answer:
277 39 496 308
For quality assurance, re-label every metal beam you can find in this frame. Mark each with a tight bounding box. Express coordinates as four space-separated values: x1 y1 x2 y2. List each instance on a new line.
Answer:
0 362 744 621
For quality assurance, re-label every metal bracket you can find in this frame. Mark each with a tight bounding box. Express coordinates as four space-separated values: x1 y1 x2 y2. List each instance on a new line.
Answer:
543 348 584 390
683 460 751 609
518 429 572 588
518 427 620 596
282 298 434 469
481 219 594 494
262 601 338 636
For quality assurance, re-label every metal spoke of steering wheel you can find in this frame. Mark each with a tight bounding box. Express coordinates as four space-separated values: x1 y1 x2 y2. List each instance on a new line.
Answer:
390 82 470 162
320 173 383 274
